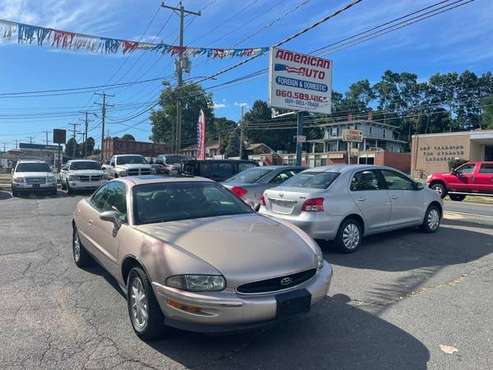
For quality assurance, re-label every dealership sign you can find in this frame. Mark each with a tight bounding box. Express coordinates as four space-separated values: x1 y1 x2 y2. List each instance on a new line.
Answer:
268 47 332 114
342 129 363 143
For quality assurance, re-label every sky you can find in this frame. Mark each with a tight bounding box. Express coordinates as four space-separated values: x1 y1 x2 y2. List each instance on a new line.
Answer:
0 0 492 150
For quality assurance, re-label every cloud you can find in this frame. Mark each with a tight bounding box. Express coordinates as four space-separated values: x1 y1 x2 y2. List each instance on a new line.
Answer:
213 102 227 109
234 102 248 107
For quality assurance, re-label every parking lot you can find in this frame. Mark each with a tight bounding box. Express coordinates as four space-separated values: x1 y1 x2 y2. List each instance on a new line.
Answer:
0 192 491 369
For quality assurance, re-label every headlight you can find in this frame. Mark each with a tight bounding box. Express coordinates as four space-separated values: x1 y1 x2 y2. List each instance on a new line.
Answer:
316 253 324 271
69 175 78 181
13 177 25 184
166 274 226 292
117 169 127 175
47 175 56 183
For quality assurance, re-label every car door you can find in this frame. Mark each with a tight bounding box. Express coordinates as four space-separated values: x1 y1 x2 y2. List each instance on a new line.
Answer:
474 163 493 193
380 169 423 227
448 162 476 191
349 169 392 233
86 181 127 274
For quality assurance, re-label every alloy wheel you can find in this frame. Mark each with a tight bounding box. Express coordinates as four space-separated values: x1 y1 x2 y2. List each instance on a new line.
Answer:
130 277 149 331
427 208 440 231
431 184 443 196
342 223 360 250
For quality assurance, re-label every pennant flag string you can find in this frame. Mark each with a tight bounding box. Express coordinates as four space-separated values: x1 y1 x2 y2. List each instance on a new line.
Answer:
0 19 269 58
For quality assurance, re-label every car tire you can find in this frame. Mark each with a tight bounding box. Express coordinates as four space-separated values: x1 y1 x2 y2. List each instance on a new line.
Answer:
72 226 91 267
335 218 363 253
66 182 74 195
430 182 447 199
127 267 165 341
61 180 66 190
421 204 441 233
12 188 18 197
449 194 465 201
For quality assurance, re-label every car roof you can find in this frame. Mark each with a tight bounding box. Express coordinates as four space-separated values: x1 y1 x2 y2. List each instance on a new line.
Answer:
305 164 399 174
256 165 304 170
118 175 215 187
17 160 47 164
113 154 144 157
68 159 98 163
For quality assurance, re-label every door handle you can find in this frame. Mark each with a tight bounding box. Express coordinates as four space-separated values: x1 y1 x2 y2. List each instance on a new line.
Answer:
391 195 398 200
356 197 366 202
88 219 94 226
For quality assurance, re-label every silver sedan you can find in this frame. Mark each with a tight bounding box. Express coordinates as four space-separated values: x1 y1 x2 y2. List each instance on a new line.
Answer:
259 165 443 253
223 166 304 210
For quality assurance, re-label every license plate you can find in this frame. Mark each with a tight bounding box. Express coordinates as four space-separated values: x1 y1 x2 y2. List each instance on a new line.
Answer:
32 184 40 188
270 199 295 214
276 289 311 319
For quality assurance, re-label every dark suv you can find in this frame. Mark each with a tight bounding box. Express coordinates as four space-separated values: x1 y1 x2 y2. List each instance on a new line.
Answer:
182 160 258 182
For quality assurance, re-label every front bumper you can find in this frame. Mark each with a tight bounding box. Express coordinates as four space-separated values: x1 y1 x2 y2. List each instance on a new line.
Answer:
152 262 332 333
259 208 342 240
12 183 57 192
68 180 107 189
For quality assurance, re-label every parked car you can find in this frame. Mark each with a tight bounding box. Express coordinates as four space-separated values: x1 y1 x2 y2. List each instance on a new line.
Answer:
106 154 152 178
259 165 442 253
426 161 493 200
223 166 304 210
60 160 108 194
72 176 331 339
156 154 191 175
11 160 57 197
146 157 166 175
181 159 258 182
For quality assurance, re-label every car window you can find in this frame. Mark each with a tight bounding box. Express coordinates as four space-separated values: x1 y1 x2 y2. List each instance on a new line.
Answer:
116 156 147 165
91 182 127 219
199 162 234 179
133 182 253 225
381 170 415 191
224 167 272 184
479 164 493 174
282 171 340 189
238 162 257 172
350 170 381 191
270 170 298 185
457 163 475 174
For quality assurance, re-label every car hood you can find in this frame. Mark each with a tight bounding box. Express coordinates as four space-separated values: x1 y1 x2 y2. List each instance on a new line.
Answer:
135 213 318 284
14 172 52 178
69 170 105 175
116 164 151 170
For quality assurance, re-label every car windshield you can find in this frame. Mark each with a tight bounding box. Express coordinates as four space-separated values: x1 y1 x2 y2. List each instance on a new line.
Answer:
282 171 340 189
224 167 273 184
164 155 188 164
117 156 147 165
16 163 50 173
133 182 254 225
70 161 100 170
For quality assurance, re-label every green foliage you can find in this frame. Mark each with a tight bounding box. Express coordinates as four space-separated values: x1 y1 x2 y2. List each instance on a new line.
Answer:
225 127 241 158
121 134 135 141
64 137 95 158
150 83 214 148
481 96 493 129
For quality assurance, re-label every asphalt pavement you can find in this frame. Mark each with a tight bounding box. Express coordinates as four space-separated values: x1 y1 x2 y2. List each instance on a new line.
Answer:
0 194 492 369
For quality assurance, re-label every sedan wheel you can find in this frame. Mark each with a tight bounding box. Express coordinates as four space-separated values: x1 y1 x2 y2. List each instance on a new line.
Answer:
430 183 447 199
126 267 165 340
422 205 441 233
72 227 91 267
336 219 362 253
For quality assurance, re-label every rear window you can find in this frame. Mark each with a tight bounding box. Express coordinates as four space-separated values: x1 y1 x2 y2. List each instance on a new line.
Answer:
224 167 272 184
479 164 493 174
282 171 340 189
16 163 50 172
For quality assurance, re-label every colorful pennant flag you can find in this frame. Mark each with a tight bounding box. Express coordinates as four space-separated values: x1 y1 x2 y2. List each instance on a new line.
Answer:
197 110 206 160
0 19 268 59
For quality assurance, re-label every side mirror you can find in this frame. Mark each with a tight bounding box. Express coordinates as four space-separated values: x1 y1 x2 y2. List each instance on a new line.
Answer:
100 210 122 235
415 182 424 190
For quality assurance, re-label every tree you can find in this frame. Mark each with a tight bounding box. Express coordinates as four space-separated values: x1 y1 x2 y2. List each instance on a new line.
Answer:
150 83 214 149
225 126 241 158
207 117 236 153
64 138 79 158
121 134 136 141
482 96 493 129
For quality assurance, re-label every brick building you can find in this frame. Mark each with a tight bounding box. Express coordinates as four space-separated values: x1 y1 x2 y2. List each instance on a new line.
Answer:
102 138 171 162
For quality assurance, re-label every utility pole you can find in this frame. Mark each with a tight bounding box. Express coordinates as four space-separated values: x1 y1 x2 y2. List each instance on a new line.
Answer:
239 104 246 159
295 112 305 166
161 1 201 153
95 93 114 163
79 111 97 159
68 123 80 159
28 136 33 144
43 131 49 146
15 140 18 149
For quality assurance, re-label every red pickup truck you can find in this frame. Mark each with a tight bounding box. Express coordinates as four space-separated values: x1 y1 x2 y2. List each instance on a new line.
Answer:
426 161 493 200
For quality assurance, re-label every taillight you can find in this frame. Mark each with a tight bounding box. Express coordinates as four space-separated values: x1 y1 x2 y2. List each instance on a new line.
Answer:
230 186 248 198
259 195 266 206
302 198 324 212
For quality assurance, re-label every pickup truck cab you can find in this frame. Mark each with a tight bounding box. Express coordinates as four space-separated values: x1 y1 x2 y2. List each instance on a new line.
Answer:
60 160 107 194
107 154 152 178
427 161 493 200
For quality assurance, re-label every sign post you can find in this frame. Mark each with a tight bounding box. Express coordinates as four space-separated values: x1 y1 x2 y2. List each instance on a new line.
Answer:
342 129 363 165
268 47 332 166
52 129 66 171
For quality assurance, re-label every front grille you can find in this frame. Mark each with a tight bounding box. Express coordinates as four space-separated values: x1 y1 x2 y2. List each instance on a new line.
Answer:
26 177 46 184
79 176 90 182
140 169 151 175
128 169 139 176
90 175 102 181
237 269 317 294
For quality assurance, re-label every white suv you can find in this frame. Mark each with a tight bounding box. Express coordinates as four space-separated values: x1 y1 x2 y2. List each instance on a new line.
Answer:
107 154 152 178
11 160 57 197
60 160 107 194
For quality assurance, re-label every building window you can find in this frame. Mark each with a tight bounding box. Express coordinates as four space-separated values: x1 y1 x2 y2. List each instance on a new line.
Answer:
369 126 373 135
383 129 386 138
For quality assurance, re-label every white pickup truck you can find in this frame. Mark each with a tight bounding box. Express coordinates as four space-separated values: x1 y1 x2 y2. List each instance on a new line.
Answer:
107 154 153 178
60 160 107 194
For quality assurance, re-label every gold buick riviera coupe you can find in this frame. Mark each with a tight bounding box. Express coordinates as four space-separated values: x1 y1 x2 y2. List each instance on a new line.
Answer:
72 176 332 340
